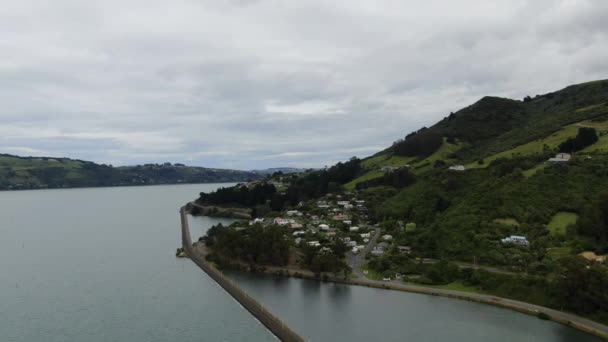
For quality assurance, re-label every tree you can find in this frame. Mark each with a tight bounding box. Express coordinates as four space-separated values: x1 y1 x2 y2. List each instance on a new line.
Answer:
558 127 598 153
553 256 608 314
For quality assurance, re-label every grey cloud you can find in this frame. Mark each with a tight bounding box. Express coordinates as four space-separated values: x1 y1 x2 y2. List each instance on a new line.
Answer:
1 0 607 169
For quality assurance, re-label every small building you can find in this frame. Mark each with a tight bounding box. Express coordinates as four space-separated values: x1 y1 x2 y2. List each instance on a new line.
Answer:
342 237 351 242
307 241 321 247
351 247 359 254
349 226 359 232
294 237 303 245
382 234 393 241
319 247 332 254
363 238 370 243
249 218 265 226
337 200 350 206
274 217 290 226
371 249 384 257
501 235 529 246
449 165 466 171
292 230 305 236
381 166 396 172
360 233 371 238
548 153 572 163
318 224 330 231
346 241 357 247
286 210 301 217
398 246 412 254
377 242 389 250
333 213 350 220
289 223 304 230
343 220 352 225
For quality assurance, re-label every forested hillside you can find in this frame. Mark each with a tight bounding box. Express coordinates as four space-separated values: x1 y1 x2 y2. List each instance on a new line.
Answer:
0 154 261 190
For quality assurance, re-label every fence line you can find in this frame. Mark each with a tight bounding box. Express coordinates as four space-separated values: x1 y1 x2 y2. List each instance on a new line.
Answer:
180 207 305 342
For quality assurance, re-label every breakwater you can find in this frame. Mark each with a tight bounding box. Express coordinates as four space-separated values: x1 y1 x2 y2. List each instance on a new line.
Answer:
179 207 305 342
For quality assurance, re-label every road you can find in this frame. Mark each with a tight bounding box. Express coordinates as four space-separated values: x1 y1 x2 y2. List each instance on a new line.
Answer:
349 226 381 278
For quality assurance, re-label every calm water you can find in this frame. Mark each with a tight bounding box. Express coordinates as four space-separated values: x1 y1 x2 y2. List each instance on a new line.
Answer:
0 184 602 342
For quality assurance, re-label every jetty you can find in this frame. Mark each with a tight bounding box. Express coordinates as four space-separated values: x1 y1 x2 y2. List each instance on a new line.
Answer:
179 206 305 342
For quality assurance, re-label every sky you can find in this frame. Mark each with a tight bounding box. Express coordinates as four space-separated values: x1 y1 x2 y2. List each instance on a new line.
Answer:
1 0 608 170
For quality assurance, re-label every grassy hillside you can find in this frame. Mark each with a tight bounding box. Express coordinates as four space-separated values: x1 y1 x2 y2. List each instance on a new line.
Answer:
0 154 260 190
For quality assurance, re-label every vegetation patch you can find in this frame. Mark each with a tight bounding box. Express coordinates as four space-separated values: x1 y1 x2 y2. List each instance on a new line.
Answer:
547 212 578 236
493 218 520 227
545 247 572 260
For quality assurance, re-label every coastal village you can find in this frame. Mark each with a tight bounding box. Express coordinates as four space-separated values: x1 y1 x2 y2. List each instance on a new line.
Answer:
188 148 608 285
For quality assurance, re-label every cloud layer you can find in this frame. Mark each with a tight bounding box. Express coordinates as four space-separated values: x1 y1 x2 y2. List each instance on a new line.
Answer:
1 0 607 169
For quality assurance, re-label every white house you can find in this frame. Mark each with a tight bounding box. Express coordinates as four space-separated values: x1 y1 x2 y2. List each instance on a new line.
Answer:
548 153 572 163
382 234 393 241
349 226 359 232
343 220 352 225
363 238 370 243
292 230 305 236
318 224 330 231
336 200 350 206
360 233 371 238
346 241 357 247
351 247 359 254
249 218 265 226
294 237 302 245
381 166 396 172
501 235 529 246
286 210 301 216
449 165 466 171
307 241 321 247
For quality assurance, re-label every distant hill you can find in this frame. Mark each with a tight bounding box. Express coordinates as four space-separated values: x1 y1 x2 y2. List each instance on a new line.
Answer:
251 167 308 175
0 154 261 190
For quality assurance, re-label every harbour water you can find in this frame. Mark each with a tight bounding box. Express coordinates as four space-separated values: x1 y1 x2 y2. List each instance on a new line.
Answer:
0 184 602 341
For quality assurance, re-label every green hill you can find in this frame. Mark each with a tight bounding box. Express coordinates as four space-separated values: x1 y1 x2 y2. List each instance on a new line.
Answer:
195 79 608 323
0 154 261 190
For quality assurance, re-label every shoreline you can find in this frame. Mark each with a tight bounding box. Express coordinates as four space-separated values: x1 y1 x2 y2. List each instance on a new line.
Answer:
0 181 239 193
188 212 608 341
229 266 608 340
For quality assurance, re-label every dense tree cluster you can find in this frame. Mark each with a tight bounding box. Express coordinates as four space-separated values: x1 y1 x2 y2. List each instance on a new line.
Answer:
204 223 290 266
198 158 364 211
558 127 599 153
393 130 443 158
300 241 349 276
197 183 277 207
577 191 608 252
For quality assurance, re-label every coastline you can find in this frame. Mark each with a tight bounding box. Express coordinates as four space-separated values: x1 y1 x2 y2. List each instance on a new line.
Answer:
186 211 608 341
229 266 608 341
180 206 304 342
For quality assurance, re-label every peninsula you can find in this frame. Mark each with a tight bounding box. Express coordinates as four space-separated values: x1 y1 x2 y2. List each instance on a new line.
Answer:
185 79 608 339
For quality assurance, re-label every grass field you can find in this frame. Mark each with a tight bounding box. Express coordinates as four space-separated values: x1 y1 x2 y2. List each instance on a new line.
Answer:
547 212 579 236
546 247 573 260
522 163 548 178
467 120 608 169
346 140 462 189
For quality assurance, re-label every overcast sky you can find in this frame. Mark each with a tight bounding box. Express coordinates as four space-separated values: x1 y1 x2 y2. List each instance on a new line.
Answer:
1 0 607 169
